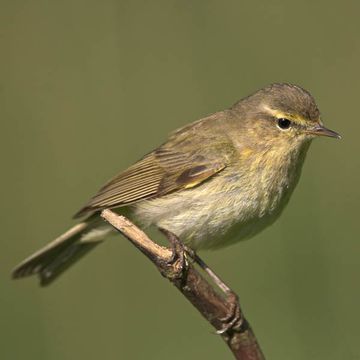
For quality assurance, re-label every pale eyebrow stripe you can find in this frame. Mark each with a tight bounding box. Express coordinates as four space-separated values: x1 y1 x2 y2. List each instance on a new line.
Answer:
261 104 307 125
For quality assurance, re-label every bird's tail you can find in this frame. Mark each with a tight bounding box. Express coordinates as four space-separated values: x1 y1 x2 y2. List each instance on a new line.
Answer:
12 216 112 286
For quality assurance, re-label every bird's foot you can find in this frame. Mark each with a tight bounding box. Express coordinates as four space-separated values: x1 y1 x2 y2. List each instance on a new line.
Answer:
192 254 245 334
159 228 244 333
159 228 189 282
216 291 245 334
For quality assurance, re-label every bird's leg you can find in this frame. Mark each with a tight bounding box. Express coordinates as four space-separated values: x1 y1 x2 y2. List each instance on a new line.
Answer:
158 228 184 263
194 254 244 334
159 228 243 334
158 228 187 281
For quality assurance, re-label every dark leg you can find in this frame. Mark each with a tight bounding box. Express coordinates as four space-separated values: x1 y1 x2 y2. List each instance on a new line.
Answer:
194 254 243 334
159 228 184 261
159 228 243 334
194 254 232 293
158 228 187 281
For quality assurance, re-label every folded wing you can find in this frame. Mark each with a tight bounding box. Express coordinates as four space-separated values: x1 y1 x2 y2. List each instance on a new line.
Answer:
74 119 233 218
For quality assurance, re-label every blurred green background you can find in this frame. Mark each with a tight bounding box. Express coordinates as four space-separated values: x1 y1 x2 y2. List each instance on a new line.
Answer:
1 1 359 359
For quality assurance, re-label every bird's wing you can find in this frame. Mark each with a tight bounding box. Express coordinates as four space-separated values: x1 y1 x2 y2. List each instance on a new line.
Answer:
74 123 233 218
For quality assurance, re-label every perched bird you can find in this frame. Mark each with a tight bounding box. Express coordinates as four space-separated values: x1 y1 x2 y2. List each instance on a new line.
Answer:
12 83 340 286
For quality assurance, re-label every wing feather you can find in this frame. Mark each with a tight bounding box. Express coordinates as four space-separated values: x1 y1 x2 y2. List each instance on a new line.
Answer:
74 116 234 218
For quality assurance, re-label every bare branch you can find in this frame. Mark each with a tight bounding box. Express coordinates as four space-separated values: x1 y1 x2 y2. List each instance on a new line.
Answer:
101 209 265 360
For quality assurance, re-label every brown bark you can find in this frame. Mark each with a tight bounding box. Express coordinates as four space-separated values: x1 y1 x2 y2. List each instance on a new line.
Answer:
101 209 265 360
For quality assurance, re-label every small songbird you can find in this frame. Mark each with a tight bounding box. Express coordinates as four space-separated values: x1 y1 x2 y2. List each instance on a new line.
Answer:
12 83 340 286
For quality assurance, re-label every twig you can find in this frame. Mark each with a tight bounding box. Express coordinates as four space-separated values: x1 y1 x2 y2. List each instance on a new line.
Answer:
101 209 265 360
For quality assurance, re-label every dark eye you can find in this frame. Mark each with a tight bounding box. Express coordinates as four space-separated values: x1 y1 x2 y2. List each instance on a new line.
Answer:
277 118 291 130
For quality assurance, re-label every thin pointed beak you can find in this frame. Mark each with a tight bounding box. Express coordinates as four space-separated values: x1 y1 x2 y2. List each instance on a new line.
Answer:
306 124 341 139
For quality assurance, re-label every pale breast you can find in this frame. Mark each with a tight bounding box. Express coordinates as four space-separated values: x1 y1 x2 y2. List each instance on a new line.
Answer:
133 144 309 250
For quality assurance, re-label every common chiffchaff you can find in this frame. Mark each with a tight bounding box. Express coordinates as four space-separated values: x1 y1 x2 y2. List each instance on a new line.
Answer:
13 83 340 285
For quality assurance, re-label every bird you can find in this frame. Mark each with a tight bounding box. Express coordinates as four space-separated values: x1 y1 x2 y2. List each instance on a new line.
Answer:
12 83 340 286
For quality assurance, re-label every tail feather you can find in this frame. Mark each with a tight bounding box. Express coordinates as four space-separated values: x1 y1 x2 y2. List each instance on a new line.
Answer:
12 218 109 286
37 241 100 286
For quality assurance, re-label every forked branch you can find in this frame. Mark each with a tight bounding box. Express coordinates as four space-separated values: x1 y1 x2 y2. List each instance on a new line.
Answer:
101 209 265 360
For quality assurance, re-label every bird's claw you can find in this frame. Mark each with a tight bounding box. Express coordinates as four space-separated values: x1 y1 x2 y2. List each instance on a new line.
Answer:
216 292 244 334
159 228 188 281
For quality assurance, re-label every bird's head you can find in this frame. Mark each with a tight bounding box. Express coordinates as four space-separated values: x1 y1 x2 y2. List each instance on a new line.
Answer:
232 83 340 151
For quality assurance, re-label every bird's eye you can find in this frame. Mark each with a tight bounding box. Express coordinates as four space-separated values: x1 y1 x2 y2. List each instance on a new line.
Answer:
277 118 292 130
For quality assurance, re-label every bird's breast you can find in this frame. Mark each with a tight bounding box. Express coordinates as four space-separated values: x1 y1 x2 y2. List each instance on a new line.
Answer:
133 145 309 250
